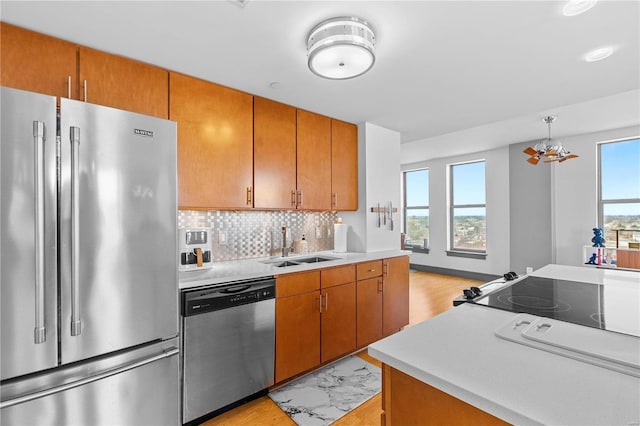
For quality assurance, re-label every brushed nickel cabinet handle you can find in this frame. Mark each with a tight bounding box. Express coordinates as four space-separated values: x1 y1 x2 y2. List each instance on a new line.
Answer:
82 80 87 102
297 190 303 208
291 190 296 208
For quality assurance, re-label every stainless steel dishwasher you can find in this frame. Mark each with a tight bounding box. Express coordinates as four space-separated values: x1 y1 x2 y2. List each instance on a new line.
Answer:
181 276 276 425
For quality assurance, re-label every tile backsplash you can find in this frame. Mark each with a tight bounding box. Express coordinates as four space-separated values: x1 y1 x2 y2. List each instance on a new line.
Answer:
178 210 338 262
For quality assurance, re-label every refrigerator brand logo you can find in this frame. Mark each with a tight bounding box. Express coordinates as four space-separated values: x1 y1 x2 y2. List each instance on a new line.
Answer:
134 129 154 138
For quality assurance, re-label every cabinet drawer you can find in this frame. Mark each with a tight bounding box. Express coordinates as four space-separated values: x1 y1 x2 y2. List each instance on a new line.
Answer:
321 265 356 288
357 260 383 280
276 271 320 298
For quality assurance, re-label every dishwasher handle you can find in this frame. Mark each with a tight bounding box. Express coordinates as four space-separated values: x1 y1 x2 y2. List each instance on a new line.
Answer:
219 285 252 294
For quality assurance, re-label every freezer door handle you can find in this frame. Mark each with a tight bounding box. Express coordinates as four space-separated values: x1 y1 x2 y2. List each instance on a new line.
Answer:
0 347 179 409
33 121 47 344
70 126 82 337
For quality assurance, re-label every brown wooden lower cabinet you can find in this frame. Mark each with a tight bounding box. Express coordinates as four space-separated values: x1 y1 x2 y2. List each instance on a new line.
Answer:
321 282 356 363
382 256 410 336
275 257 409 384
275 290 320 383
356 277 383 347
382 364 510 426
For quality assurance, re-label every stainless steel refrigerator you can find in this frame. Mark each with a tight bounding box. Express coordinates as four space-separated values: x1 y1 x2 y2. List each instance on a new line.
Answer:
1 86 179 425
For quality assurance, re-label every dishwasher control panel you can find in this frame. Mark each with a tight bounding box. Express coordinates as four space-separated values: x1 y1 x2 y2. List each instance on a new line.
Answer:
182 277 275 317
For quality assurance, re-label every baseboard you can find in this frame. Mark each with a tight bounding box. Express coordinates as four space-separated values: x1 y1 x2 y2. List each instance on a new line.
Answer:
409 263 500 282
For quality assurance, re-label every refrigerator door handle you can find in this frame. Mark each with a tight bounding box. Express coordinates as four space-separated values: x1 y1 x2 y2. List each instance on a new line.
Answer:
70 126 82 337
33 121 47 344
0 347 179 409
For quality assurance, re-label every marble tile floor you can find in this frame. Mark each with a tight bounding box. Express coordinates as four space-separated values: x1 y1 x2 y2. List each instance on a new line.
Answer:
268 356 381 426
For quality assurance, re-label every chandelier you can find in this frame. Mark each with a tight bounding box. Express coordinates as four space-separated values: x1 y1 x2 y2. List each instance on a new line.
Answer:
524 116 578 165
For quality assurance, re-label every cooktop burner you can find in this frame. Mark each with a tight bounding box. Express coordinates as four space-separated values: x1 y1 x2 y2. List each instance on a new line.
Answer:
473 275 639 337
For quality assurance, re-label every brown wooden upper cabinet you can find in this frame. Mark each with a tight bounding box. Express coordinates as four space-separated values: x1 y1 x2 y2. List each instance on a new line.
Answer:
253 97 297 209
331 120 358 211
78 47 168 119
297 110 332 210
1 23 77 99
170 72 253 210
1 24 169 118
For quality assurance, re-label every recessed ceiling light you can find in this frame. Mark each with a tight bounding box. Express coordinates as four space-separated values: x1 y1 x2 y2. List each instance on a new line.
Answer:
563 0 597 16
584 46 614 62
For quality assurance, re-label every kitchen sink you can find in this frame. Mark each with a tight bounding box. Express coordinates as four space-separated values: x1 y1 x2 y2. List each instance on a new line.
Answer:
271 260 302 268
264 255 338 268
295 256 337 263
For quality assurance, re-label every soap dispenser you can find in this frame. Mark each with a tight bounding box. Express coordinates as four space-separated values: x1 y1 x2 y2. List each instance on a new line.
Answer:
299 234 309 253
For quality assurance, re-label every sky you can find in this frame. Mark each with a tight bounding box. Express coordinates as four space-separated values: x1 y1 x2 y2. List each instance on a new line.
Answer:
600 138 640 216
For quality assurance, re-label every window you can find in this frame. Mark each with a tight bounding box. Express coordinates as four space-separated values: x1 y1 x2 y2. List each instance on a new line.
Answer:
598 138 640 249
449 161 486 253
403 169 429 250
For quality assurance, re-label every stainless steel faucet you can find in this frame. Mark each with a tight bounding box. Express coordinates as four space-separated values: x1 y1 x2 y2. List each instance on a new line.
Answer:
281 225 291 257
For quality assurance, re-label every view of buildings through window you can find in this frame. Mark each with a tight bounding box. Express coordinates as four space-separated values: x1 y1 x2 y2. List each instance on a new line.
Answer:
403 169 429 248
599 138 640 249
450 161 486 252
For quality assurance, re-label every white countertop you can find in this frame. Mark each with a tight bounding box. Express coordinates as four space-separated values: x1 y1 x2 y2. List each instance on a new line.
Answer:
178 250 409 290
368 265 640 426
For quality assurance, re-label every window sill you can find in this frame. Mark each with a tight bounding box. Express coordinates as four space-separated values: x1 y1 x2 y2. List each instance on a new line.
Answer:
405 245 430 254
446 250 487 260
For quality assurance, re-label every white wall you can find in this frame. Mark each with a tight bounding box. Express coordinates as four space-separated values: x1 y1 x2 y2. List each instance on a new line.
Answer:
553 125 640 266
400 124 640 275
341 122 401 252
402 147 511 276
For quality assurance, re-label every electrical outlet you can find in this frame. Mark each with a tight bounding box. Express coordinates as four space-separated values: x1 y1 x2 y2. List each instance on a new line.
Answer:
218 230 227 245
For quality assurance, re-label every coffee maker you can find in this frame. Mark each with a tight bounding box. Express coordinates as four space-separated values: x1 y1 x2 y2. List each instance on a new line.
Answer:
178 228 213 271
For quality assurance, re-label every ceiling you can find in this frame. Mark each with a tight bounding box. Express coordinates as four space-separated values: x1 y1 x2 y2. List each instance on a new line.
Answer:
2 1 639 160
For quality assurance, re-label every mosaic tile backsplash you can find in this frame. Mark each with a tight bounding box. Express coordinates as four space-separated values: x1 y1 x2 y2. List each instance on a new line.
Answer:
178 210 339 262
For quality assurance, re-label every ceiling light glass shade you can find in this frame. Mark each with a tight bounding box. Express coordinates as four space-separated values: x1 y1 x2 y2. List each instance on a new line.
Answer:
584 46 614 62
307 17 375 80
563 0 597 16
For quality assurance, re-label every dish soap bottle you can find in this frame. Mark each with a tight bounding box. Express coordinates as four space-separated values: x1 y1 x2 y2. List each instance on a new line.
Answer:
300 234 308 253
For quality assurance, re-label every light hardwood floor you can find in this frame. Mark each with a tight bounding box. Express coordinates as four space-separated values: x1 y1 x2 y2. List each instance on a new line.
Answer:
200 270 481 426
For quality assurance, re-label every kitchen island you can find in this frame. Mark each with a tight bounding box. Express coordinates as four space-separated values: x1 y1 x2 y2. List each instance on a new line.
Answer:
368 265 640 426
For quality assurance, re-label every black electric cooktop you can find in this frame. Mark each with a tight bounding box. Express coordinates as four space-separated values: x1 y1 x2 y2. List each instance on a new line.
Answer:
473 276 639 338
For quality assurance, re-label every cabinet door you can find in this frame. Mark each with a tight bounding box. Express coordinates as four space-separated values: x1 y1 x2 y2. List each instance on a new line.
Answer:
382 256 410 336
321 282 356 363
296 110 332 210
78 47 169 119
1 23 77 99
169 72 253 209
275 291 321 383
331 119 358 211
356 277 383 348
254 97 297 209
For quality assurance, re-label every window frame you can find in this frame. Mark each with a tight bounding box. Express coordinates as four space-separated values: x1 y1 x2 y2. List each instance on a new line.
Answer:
597 137 640 248
448 160 487 256
402 168 429 253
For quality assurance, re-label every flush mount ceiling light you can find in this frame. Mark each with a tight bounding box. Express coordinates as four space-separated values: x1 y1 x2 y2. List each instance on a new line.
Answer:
523 116 579 165
307 16 376 80
563 0 597 16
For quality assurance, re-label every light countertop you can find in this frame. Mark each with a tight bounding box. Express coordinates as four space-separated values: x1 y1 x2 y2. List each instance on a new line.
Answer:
368 266 640 425
178 250 409 290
